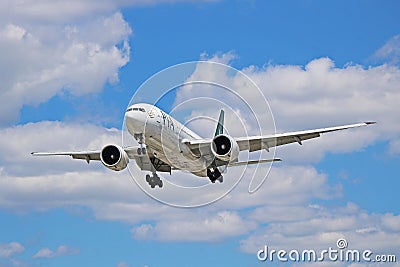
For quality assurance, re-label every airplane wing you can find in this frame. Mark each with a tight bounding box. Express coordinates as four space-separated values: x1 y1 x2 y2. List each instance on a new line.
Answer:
31 146 173 173
228 158 281 167
31 150 101 163
184 122 376 153
31 146 139 163
235 121 375 152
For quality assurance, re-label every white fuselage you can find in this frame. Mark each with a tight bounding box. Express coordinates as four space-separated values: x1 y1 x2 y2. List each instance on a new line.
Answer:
125 103 210 176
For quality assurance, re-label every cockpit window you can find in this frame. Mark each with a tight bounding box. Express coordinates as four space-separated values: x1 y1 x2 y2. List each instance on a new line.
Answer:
126 107 146 112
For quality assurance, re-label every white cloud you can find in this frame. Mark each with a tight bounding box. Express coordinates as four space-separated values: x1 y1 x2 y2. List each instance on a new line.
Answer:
0 31 399 264
116 262 130 267
240 203 400 257
0 121 121 176
0 242 25 258
0 0 117 23
131 224 155 240
0 0 217 24
131 211 257 242
0 1 131 125
0 121 146 213
246 57 400 132
33 245 79 258
0 0 392 265
0 0 220 126
244 57 400 163
0 121 335 239
0 0 226 120
152 51 400 257
199 50 237 64
388 139 400 155
175 53 400 164
373 34 400 65
381 213 400 232
0 120 398 261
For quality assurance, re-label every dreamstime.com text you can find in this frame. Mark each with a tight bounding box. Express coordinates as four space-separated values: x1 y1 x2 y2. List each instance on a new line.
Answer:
257 238 397 263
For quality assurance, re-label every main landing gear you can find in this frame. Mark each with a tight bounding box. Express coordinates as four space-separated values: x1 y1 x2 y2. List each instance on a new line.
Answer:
207 168 223 184
146 172 163 188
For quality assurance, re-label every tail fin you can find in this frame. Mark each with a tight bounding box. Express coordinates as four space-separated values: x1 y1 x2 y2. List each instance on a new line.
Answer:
214 110 224 136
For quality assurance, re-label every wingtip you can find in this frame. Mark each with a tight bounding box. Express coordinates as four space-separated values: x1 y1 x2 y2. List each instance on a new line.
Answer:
365 121 377 125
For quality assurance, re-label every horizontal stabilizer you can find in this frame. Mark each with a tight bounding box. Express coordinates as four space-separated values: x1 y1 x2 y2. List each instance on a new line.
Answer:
228 158 281 167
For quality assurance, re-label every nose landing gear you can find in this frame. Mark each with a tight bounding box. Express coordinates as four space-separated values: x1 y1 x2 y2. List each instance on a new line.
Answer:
137 147 146 155
134 133 147 155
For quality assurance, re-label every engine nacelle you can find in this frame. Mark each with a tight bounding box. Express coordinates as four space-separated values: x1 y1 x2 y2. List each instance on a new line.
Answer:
211 134 239 162
100 145 129 171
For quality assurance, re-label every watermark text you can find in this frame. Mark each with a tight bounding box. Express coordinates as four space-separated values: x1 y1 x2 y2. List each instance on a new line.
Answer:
257 238 396 263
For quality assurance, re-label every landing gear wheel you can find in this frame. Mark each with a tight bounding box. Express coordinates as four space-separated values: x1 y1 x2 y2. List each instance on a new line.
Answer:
137 147 147 155
207 168 222 184
146 173 163 188
153 173 163 188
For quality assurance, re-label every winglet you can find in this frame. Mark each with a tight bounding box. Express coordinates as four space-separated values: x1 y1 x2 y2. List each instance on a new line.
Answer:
214 109 224 136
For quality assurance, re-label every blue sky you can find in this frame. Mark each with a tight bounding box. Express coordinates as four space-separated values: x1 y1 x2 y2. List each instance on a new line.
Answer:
0 1 399 266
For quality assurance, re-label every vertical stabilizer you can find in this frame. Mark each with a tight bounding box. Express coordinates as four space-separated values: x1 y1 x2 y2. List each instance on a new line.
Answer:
214 110 224 136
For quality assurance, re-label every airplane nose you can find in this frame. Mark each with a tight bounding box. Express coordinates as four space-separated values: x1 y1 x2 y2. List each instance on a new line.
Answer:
125 111 147 134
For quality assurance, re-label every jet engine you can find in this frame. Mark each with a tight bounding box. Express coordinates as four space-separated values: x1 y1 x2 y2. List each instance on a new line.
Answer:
100 145 129 171
211 134 239 162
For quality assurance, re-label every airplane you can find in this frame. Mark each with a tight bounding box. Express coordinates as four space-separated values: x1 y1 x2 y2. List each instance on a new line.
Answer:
31 103 375 188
